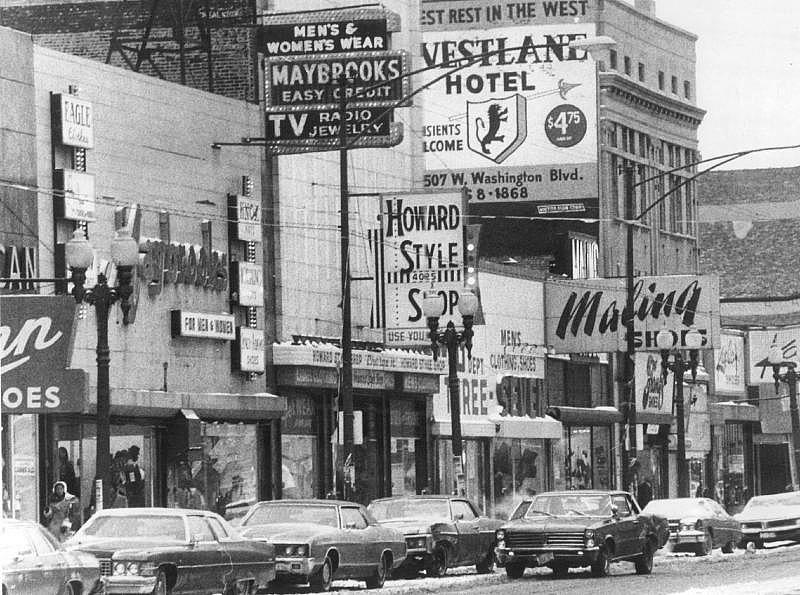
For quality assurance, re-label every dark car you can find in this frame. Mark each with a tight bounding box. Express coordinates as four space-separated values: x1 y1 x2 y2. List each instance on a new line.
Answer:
1 518 102 595
64 507 275 594
367 495 502 578
735 491 800 548
495 490 669 579
642 497 742 555
239 499 406 592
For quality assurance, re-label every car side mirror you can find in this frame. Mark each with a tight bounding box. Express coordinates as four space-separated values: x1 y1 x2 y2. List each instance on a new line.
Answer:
454 513 464 520
345 522 357 529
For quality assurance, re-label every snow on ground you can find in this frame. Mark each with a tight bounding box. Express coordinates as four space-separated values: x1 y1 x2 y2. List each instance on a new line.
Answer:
673 576 800 595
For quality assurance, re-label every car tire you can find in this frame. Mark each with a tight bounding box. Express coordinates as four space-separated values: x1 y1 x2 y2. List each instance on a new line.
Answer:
426 546 448 578
475 546 495 574
365 553 390 589
634 542 654 575
309 557 334 592
505 562 525 579
721 539 736 554
590 547 610 578
152 570 169 595
695 530 713 557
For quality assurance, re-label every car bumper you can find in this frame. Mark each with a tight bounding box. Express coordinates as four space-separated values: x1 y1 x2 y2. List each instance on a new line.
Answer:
399 547 433 569
669 530 706 546
102 575 158 594
274 556 317 581
495 546 599 567
741 526 800 542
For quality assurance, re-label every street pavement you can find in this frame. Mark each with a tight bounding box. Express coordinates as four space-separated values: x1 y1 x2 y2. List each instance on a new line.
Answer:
305 541 800 595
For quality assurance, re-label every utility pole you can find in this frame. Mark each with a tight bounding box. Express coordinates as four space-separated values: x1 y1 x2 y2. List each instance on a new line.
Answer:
338 75 354 500
622 164 636 493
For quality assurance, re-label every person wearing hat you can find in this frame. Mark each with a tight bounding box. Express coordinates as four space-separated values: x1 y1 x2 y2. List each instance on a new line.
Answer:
124 445 146 507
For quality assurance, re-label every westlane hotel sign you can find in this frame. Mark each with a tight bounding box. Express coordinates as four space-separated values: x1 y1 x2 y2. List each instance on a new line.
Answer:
545 275 721 353
418 0 598 213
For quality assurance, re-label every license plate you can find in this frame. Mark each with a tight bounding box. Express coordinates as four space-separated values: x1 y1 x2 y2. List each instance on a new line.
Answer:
762 532 777 539
276 562 290 572
537 552 554 565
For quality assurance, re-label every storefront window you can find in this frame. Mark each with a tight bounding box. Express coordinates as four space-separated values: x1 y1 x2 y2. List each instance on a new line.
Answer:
1 414 39 520
721 422 753 513
565 426 612 490
436 438 488 510
168 421 258 516
282 395 318 499
390 398 425 496
493 438 545 518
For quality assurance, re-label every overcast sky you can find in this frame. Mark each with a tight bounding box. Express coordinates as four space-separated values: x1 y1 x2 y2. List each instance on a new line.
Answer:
651 1 800 170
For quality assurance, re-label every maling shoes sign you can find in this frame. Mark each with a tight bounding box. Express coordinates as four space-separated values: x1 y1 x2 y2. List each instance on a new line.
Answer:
0 296 86 413
545 275 721 353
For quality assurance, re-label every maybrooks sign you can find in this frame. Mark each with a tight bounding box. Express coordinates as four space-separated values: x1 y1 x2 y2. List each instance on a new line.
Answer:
419 1 598 207
0 296 86 414
545 275 721 353
381 191 466 346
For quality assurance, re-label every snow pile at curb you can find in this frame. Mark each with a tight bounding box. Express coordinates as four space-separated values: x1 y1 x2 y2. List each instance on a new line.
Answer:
673 575 800 595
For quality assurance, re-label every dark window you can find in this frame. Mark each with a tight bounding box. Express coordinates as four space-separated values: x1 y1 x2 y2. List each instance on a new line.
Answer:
671 75 678 94
658 71 665 90
610 154 620 216
638 62 645 82
609 49 618 70
684 80 692 99
624 56 631 75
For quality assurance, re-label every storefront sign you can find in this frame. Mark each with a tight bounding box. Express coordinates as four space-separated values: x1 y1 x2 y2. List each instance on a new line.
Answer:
714 332 745 394
234 327 265 373
264 51 409 111
419 2 597 206
273 342 446 374
0 296 86 413
747 328 800 384
260 16 389 57
278 366 395 391
140 240 228 295
381 191 466 347
0 244 37 291
265 107 393 141
170 310 235 340
52 93 94 149
54 169 96 221
545 275 721 353
228 194 262 243
230 261 263 307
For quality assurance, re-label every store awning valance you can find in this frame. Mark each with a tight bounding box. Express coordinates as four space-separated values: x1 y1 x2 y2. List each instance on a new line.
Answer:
107 389 287 420
545 406 623 425
432 420 496 438
491 415 563 440
710 401 759 423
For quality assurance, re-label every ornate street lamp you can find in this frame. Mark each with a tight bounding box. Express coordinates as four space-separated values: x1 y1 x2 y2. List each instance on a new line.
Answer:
423 288 478 496
767 343 800 491
656 325 703 497
65 229 138 509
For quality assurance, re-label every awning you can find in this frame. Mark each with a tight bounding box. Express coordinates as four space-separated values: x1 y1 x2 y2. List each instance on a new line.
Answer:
545 406 623 425
754 433 788 445
105 388 287 420
491 415 563 440
710 401 759 423
432 420 496 438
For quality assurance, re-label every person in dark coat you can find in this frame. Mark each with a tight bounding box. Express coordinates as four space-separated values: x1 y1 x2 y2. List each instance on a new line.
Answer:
637 479 654 509
124 445 146 507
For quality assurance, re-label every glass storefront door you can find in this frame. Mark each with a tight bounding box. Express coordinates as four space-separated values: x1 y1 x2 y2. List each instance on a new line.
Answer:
493 438 546 518
564 425 613 490
1 414 39 521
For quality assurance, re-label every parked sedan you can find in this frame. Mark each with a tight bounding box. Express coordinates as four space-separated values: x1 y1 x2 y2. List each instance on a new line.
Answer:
367 495 502 577
239 499 406 592
641 497 742 556
735 491 800 547
64 507 275 594
1 519 102 595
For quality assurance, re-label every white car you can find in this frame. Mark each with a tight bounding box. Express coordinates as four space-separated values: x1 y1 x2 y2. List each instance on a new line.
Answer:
735 492 800 547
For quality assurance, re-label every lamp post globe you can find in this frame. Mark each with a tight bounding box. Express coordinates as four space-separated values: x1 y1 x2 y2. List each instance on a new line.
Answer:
768 343 783 366
655 328 674 350
458 289 478 317
110 230 138 267
422 289 442 320
65 229 94 269
684 326 703 350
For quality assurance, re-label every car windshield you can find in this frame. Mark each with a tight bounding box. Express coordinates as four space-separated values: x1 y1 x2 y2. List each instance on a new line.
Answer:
368 498 452 521
643 499 710 518
0 525 36 562
243 504 340 528
744 493 800 510
524 494 612 517
80 515 187 541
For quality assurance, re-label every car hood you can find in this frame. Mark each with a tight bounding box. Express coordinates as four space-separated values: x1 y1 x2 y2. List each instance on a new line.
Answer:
375 518 442 534
240 522 339 542
64 537 184 558
503 516 610 532
735 506 800 522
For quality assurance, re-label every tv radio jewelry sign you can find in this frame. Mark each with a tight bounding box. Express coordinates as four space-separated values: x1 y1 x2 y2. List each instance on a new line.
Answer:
381 191 466 347
545 275 721 353
419 7 598 208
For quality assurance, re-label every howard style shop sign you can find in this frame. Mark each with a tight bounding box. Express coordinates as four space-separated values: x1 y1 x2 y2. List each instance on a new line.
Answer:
0 296 87 414
544 275 721 353
419 1 598 209
380 191 467 347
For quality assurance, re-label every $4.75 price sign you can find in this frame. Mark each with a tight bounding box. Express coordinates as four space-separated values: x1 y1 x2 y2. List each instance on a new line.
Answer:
545 104 587 148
